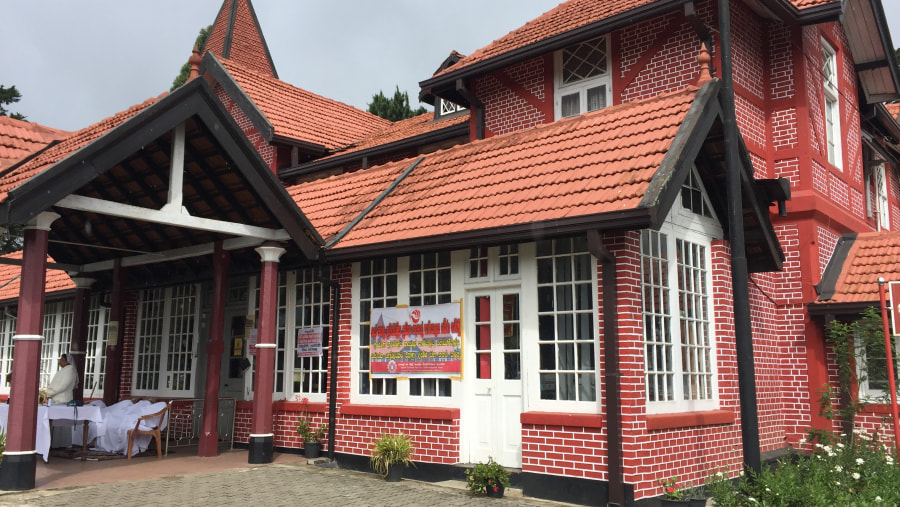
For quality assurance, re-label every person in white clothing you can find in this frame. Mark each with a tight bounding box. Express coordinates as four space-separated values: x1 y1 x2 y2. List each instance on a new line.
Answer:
44 353 78 404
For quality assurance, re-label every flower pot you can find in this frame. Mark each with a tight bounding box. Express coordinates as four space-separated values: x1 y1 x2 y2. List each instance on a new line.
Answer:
688 498 707 507
659 500 691 506
385 464 403 482
486 485 505 498
304 441 321 459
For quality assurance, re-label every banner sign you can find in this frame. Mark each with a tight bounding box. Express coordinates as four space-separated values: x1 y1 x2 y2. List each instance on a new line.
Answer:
297 327 324 357
890 281 900 336
370 303 462 377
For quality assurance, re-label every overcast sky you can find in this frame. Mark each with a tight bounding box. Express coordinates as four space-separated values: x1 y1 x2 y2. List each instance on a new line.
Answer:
3 1 900 132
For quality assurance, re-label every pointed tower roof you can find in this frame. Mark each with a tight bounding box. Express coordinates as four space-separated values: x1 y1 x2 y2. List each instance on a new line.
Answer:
203 0 278 79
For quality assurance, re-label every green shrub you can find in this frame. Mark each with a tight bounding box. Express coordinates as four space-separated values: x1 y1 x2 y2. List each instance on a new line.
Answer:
465 457 511 496
707 428 900 506
369 433 414 477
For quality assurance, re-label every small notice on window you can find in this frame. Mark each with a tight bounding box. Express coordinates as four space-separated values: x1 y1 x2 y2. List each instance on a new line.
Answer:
248 328 258 356
296 327 323 357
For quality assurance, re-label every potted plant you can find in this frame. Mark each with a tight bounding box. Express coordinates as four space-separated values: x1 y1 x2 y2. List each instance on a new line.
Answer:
465 457 511 498
369 432 414 481
296 398 326 459
658 476 689 505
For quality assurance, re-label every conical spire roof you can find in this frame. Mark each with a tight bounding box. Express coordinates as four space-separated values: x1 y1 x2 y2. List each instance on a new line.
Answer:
204 0 278 78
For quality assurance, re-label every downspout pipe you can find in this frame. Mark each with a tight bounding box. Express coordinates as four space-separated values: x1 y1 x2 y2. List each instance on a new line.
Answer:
718 0 761 474
318 263 341 461
588 230 624 506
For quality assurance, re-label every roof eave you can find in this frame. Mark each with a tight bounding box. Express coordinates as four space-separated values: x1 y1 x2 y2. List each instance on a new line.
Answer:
324 208 654 263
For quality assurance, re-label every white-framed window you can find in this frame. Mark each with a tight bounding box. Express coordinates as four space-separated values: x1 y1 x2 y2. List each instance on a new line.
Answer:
409 252 453 397
554 35 612 119
357 257 399 396
866 162 891 231
40 299 74 388
292 268 331 397
82 294 110 397
822 39 842 170
0 306 16 392
133 284 200 397
467 245 520 282
536 237 597 402
858 332 898 403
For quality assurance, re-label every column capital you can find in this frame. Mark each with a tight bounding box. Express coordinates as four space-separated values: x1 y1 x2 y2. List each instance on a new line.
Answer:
23 211 61 231
255 245 286 263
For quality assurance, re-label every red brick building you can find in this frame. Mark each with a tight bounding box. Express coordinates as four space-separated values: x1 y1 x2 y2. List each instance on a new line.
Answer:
0 0 898 504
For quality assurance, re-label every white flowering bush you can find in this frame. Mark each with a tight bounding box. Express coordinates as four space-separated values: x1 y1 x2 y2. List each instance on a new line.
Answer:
706 428 900 506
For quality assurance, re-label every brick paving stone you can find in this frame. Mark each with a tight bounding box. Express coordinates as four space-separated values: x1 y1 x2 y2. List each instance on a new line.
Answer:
0 463 578 507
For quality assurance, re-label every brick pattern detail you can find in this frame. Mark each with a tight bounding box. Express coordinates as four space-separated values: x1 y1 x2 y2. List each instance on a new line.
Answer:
119 292 138 399
619 8 712 103
214 84 277 171
768 22 794 100
476 57 549 136
829 173 850 211
774 158 800 186
812 160 829 195
817 226 840 279
771 109 798 149
731 1 766 100
735 94 766 151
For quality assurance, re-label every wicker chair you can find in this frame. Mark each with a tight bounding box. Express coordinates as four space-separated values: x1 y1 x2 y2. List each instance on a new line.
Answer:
126 404 169 459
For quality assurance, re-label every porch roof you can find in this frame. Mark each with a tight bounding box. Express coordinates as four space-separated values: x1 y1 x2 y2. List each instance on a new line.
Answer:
812 231 900 314
0 77 322 290
293 80 787 272
0 251 74 302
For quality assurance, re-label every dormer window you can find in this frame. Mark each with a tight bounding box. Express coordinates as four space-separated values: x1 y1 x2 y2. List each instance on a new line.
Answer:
439 98 467 117
554 36 612 119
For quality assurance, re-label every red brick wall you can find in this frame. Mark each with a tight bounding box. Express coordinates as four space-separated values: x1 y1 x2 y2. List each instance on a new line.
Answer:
473 56 552 138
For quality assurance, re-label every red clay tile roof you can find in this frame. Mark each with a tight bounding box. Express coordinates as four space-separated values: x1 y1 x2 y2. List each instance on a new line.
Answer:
204 0 277 78
818 231 900 304
886 103 900 120
322 113 468 159
293 85 699 250
436 0 838 79
0 251 75 302
220 59 390 150
0 96 163 203
0 116 70 172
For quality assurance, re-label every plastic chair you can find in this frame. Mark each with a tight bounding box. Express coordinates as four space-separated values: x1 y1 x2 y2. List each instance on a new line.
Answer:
126 404 169 459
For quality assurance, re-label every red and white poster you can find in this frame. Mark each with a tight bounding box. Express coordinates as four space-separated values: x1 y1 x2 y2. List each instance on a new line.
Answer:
370 302 462 377
296 327 324 357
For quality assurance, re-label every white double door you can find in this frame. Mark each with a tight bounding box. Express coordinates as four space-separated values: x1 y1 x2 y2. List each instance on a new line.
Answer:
465 288 523 467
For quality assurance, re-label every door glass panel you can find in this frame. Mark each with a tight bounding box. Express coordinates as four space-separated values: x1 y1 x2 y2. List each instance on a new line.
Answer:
502 294 520 380
475 295 491 379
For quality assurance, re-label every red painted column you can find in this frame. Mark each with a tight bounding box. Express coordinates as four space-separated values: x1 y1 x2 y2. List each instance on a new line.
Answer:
69 277 94 402
248 244 285 464
0 212 58 491
199 242 229 457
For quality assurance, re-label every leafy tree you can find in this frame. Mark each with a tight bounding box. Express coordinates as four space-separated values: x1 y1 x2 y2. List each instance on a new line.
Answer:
170 25 213 91
367 86 427 122
0 224 23 255
0 84 26 121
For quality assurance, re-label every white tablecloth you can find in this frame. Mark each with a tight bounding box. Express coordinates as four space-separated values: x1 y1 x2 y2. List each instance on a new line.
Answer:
0 404 103 462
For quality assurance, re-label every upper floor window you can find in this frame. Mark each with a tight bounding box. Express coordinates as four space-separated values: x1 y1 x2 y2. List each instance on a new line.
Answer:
865 160 891 231
554 36 611 119
467 245 520 282
682 167 713 219
822 40 842 170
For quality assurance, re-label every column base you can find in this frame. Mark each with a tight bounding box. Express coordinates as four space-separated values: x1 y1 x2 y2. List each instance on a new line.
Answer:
198 431 220 457
248 434 273 464
0 453 37 490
